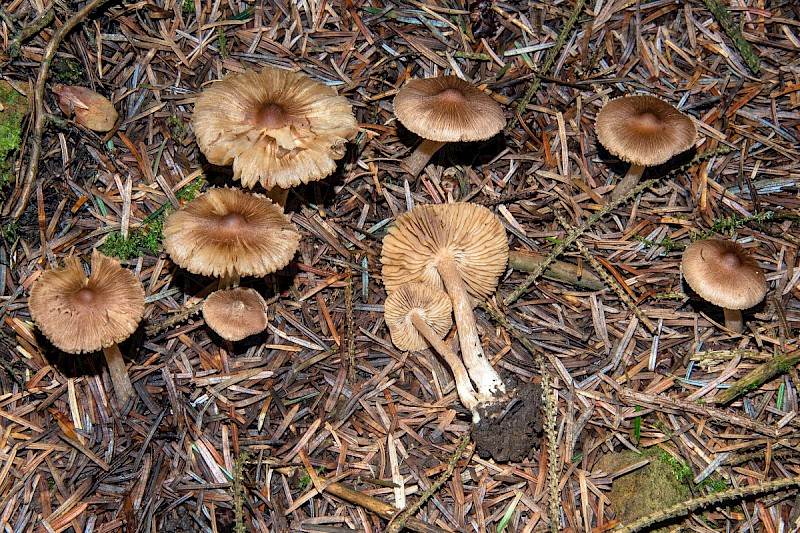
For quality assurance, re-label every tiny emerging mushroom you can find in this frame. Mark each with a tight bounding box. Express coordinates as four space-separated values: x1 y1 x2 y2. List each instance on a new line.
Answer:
681 239 767 334
384 282 479 415
203 287 269 341
595 94 696 202
28 251 144 405
393 75 506 177
192 66 358 205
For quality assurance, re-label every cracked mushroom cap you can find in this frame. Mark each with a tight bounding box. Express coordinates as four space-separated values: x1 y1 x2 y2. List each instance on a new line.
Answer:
163 188 301 279
192 66 358 190
681 239 767 310
381 203 509 300
203 287 269 341
595 94 696 167
384 282 453 352
28 251 145 353
393 75 506 143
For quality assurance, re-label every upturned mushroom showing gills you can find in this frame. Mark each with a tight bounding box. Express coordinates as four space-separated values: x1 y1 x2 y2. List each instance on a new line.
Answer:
384 282 479 415
393 75 506 177
595 94 696 202
381 202 508 398
28 251 144 405
681 239 767 334
163 187 301 289
192 66 358 205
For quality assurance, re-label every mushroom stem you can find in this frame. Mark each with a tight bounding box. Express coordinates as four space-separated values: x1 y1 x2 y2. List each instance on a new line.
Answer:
437 256 506 397
409 311 479 412
609 163 645 202
723 308 745 334
403 139 447 177
218 270 240 290
267 186 290 207
101 344 135 405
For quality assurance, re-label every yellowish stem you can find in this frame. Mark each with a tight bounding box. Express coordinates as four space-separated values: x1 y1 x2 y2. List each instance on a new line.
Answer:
403 139 446 177
102 343 134 405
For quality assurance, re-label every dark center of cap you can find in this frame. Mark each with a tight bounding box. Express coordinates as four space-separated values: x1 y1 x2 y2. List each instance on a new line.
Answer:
632 111 663 135
255 103 289 130
75 288 94 305
439 88 466 104
719 251 743 270
219 213 247 231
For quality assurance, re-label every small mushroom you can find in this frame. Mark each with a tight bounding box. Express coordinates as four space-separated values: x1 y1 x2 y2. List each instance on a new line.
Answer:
381 202 508 398
52 84 118 132
192 66 358 205
203 287 269 341
163 187 301 288
384 282 478 414
681 239 767 333
393 75 505 177
595 94 696 202
28 251 144 404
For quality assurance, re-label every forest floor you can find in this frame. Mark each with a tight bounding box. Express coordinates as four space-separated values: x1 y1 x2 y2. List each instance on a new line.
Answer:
1 0 800 531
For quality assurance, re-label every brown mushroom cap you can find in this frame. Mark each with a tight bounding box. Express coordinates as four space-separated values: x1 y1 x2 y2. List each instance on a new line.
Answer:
192 66 358 190
203 287 269 341
595 95 696 167
381 203 508 300
681 239 767 310
393 76 506 143
28 251 145 353
384 282 453 351
163 187 301 279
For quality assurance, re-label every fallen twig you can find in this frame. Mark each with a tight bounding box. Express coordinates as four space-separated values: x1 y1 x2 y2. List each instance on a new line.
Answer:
700 0 760 75
714 348 800 405
509 249 604 290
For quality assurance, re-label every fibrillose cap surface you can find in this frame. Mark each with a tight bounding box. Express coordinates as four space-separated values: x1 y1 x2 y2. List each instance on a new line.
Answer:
193 66 358 189
393 75 506 143
381 202 509 300
163 187 301 279
595 94 696 167
28 251 145 353
681 239 767 310
203 287 268 341
384 282 453 352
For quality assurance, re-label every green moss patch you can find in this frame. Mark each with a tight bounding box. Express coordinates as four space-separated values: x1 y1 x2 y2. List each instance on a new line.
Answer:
0 81 29 200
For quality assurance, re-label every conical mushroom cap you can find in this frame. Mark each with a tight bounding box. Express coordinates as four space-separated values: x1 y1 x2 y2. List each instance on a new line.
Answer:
595 95 696 167
193 66 358 189
384 282 453 352
163 188 301 279
393 76 506 143
381 203 508 300
203 287 269 341
28 251 145 353
681 239 767 310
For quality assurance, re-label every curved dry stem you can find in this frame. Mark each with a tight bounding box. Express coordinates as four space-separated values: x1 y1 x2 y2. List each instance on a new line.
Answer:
403 139 446 177
102 343 134 405
437 256 505 397
723 307 744 334
609 163 646 202
409 311 479 413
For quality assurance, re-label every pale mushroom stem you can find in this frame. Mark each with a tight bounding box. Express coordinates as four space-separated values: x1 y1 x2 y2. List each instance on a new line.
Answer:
404 139 447 177
218 270 240 290
437 257 506 397
102 344 135 405
609 163 645 202
409 311 479 412
267 186 290 207
723 308 745 334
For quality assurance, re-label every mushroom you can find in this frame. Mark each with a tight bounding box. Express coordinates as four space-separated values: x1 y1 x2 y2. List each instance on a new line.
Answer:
681 239 767 333
192 66 358 205
381 202 508 398
384 282 479 415
28 251 144 404
163 187 301 288
393 75 506 177
595 94 696 202
203 287 269 341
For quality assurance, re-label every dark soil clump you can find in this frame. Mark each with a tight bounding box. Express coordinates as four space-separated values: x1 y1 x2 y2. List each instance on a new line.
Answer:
472 380 543 462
